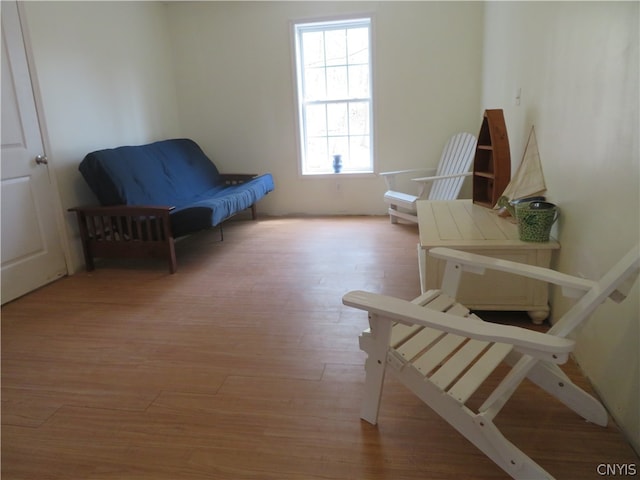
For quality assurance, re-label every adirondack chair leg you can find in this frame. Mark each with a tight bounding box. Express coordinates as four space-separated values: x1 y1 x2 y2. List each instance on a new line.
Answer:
396 362 555 479
417 243 427 294
440 258 465 298
526 361 608 426
389 205 399 224
359 314 393 425
471 415 556 479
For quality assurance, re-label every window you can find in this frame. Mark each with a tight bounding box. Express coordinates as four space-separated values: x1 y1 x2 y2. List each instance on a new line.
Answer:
293 17 373 175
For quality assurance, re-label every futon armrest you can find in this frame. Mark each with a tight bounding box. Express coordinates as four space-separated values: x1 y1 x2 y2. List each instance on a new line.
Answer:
219 174 258 185
343 290 574 362
68 205 175 239
69 204 177 273
429 247 596 298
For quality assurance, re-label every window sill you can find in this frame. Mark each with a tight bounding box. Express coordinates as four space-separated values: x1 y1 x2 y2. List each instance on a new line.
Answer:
300 172 377 179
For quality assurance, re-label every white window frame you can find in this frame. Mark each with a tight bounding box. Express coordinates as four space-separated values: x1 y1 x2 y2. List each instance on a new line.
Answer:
292 15 375 176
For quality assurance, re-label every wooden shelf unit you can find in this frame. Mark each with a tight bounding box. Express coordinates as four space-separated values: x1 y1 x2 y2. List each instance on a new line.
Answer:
472 109 511 207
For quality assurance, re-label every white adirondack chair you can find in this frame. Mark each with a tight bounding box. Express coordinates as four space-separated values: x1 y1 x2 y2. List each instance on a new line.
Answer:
343 245 640 479
381 132 477 224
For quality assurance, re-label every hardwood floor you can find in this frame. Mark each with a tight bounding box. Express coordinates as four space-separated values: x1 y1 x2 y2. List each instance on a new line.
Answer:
2 216 637 479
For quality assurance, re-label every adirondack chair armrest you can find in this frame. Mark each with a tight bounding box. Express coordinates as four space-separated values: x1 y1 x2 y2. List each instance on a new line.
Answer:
380 168 437 190
343 290 574 363
411 171 473 184
379 168 436 177
429 247 597 298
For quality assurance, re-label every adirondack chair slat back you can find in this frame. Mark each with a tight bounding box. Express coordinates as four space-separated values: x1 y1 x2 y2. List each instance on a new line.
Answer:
429 132 477 200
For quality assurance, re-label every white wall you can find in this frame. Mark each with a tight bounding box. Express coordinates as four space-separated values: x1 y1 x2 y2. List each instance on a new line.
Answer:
165 1 483 215
22 1 182 271
482 1 639 452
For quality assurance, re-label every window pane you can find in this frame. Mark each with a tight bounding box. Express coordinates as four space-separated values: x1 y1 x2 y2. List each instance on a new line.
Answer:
324 29 346 66
302 31 324 67
327 103 348 135
305 104 327 137
349 102 369 135
326 66 348 99
328 136 349 161
347 27 369 64
348 65 369 98
304 67 326 100
349 135 371 169
306 136 328 170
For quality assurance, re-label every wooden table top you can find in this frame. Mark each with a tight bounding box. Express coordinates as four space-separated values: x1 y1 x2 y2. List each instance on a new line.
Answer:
417 199 560 250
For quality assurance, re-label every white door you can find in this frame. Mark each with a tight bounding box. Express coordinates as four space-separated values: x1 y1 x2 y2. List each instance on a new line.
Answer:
1 1 67 304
